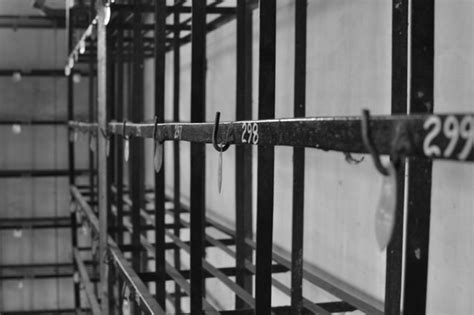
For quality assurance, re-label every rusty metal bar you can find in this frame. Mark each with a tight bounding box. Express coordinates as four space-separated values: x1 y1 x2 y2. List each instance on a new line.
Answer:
97 3 109 313
172 1 182 312
71 185 165 315
70 113 474 163
235 0 253 309
74 249 101 315
404 0 435 314
154 0 167 309
190 0 207 313
291 0 307 313
385 0 409 314
67 3 80 311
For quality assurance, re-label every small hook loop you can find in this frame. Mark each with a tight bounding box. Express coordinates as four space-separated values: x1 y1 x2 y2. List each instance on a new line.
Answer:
100 127 109 139
122 120 130 140
361 109 389 176
212 112 230 152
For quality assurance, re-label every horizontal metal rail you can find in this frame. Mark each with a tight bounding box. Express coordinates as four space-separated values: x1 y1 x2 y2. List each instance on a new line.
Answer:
0 70 86 77
111 4 236 15
110 204 219 313
70 113 474 163
74 248 101 315
0 262 80 281
0 309 91 315
0 120 68 125
118 189 331 314
0 169 92 178
0 216 71 230
70 186 165 315
146 192 384 314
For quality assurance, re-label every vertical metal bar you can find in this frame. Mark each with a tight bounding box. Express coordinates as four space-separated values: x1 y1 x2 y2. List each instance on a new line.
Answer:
190 1 206 313
106 21 116 315
173 1 182 312
67 4 80 311
89 0 96 208
115 19 125 313
154 0 166 309
90 0 98 297
403 1 434 314
107 31 116 196
130 0 145 274
235 0 253 309
291 1 307 314
385 1 408 314
115 22 124 247
255 1 276 314
97 3 109 314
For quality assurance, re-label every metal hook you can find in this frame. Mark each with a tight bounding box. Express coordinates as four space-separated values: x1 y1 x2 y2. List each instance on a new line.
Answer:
344 152 364 165
122 120 130 140
153 116 159 141
100 127 109 139
212 112 231 152
361 109 389 176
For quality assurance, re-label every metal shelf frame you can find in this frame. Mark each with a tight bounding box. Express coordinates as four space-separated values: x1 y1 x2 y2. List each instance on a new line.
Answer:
65 0 472 314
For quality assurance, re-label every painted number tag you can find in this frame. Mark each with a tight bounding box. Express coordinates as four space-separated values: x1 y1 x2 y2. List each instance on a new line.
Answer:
174 125 183 139
423 115 474 160
241 122 259 144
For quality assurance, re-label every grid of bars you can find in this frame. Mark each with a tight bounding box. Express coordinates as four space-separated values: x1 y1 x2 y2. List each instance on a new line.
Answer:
62 0 472 315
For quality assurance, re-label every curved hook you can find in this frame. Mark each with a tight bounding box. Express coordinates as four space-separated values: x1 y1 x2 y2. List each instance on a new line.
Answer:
361 109 389 176
212 112 231 152
153 116 159 141
122 120 130 140
99 127 110 139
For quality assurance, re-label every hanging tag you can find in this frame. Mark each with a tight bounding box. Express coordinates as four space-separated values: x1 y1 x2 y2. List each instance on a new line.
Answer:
89 135 96 152
69 201 76 214
18 280 23 290
92 238 98 256
122 299 130 315
72 129 78 143
13 228 23 238
82 224 89 236
154 141 163 173
106 138 110 157
73 271 80 284
12 124 21 135
104 4 111 26
124 138 130 162
218 148 223 193
375 162 398 250
122 285 131 315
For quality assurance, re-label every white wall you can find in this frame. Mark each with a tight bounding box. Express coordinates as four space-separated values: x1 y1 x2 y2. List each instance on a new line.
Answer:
427 1 474 314
0 26 89 311
144 1 474 314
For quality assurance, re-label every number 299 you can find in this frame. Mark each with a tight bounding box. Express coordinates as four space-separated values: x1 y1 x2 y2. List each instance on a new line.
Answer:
423 115 473 160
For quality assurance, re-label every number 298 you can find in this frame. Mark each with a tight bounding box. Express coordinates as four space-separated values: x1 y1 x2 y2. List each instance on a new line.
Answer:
241 122 259 144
